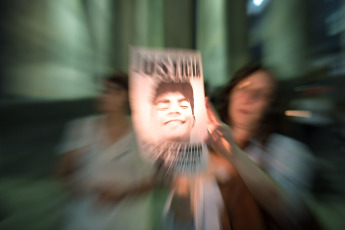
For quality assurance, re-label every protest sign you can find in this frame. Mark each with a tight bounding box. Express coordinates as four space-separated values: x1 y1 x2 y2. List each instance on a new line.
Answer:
129 47 208 175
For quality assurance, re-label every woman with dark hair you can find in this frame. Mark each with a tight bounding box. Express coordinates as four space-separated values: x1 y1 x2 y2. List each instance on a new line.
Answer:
56 73 155 230
217 63 278 143
206 63 319 230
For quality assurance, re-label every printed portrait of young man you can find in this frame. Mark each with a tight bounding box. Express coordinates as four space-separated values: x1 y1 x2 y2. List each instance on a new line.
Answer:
151 81 195 143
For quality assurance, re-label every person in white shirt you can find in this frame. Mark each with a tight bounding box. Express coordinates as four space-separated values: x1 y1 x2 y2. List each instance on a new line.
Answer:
56 74 156 230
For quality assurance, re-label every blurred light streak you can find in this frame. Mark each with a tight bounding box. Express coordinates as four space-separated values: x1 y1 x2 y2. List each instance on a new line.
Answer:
285 110 312 118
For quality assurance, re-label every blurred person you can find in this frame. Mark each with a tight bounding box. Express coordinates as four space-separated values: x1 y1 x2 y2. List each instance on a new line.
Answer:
206 63 321 230
163 63 321 230
151 81 195 143
55 73 156 230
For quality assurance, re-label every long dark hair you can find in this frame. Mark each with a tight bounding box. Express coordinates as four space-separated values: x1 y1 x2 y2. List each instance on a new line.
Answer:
152 81 195 116
105 73 128 91
103 72 130 114
217 62 280 144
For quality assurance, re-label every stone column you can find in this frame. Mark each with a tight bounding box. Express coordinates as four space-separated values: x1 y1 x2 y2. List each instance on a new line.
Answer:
164 0 194 49
197 0 228 89
112 0 164 71
260 0 309 80
1 0 98 99
227 0 250 76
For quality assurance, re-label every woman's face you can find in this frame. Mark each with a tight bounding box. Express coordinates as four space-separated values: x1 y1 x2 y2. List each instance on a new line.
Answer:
228 70 274 130
98 81 128 113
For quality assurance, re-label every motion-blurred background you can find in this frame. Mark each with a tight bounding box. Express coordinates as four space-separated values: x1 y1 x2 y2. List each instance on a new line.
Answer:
1 0 344 229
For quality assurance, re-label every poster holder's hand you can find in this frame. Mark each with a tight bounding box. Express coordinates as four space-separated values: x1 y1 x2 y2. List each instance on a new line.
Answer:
205 98 236 157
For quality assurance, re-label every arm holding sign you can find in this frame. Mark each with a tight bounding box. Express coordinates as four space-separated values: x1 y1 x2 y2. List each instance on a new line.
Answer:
206 63 319 230
206 99 293 227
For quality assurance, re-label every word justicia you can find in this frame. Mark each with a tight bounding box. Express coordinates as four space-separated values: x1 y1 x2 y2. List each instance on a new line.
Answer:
132 52 201 82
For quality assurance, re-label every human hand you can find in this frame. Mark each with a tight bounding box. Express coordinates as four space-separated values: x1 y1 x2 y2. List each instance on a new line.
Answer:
205 98 233 142
205 98 235 154
205 97 223 135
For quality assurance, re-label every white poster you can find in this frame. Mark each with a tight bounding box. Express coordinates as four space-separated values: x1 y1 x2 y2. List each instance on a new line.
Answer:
129 47 208 175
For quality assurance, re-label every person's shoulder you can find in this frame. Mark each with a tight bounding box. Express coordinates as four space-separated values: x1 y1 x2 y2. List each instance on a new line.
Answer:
268 133 313 157
67 114 104 127
57 115 103 154
269 133 303 146
78 114 104 123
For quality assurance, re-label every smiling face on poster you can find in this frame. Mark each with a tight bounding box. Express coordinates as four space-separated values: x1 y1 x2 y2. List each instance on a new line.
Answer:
129 48 208 175
151 81 195 142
